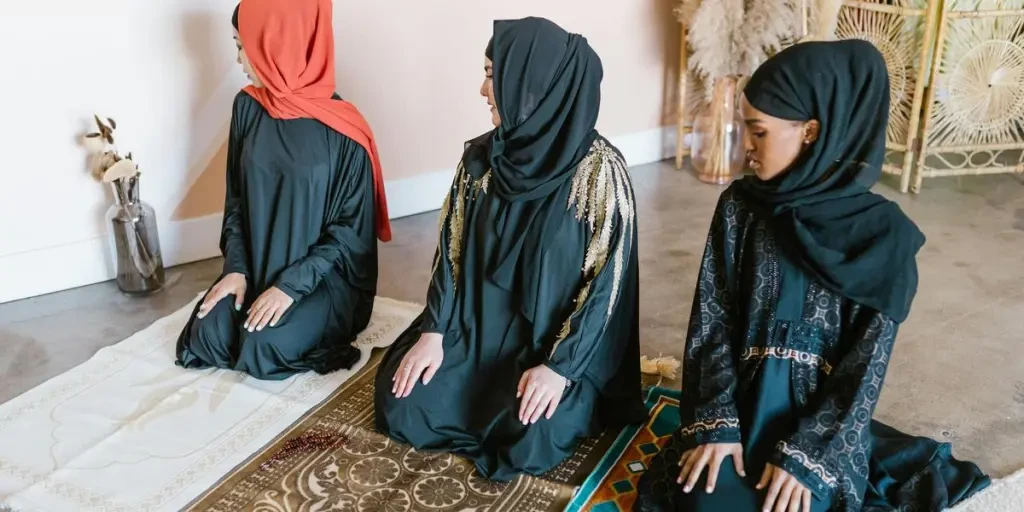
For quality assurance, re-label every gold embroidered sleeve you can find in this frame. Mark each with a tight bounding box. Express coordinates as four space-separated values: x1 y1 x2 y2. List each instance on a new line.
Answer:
422 165 489 333
550 139 636 353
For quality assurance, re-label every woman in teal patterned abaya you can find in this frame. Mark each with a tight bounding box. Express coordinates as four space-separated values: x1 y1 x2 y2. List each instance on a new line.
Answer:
634 40 989 511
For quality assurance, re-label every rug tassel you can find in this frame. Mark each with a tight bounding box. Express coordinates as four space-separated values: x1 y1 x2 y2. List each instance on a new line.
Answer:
640 355 680 380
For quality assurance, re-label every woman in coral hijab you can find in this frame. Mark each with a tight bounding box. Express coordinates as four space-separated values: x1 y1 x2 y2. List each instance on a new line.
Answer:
175 0 390 380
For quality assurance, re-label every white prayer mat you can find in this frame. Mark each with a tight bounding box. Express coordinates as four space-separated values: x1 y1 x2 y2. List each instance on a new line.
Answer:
0 296 419 512
952 467 1024 512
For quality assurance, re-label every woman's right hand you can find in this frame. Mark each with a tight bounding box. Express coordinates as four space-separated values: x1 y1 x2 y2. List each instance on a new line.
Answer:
392 332 444 398
197 272 247 318
677 443 746 494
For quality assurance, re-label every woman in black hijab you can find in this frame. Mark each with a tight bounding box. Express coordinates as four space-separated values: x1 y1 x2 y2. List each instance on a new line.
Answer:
634 40 989 511
374 17 645 480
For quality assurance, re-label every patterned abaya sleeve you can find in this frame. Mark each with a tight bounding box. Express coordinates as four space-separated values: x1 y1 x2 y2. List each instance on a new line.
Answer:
676 192 744 450
770 303 898 509
419 164 475 335
220 94 250 277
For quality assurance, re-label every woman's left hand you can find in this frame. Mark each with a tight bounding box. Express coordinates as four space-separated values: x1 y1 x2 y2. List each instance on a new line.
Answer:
517 365 568 425
245 287 294 332
757 463 812 512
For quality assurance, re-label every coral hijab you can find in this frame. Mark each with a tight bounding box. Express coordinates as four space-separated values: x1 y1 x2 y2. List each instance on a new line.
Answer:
237 0 391 242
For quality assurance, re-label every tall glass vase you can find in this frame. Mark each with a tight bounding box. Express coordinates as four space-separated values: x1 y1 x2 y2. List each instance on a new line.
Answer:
106 175 165 294
690 76 746 185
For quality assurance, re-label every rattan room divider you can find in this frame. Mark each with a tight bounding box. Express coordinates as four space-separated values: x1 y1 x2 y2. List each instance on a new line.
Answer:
673 0 1024 194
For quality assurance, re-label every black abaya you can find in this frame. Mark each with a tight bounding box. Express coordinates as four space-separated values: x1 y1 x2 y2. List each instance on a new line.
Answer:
374 139 646 480
375 17 644 481
175 92 377 380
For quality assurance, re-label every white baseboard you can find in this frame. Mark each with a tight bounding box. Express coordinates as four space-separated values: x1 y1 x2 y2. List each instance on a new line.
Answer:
609 126 676 168
0 126 673 303
383 169 457 220
384 126 675 221
0 215 226 304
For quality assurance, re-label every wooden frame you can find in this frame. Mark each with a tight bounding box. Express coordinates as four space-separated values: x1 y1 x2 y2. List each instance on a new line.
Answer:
910 1 1024 192
675 26 690 170
835 0 942 193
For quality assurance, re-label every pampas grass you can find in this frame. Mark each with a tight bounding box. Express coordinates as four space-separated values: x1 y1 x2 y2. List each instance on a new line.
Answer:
804 0 844 42
674 0 702 25
735 0 801 76
688 0 747 91
686 0 803 100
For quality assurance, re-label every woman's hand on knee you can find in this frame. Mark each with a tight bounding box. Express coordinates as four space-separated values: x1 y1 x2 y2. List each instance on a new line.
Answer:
198 273 247 318
757 464 812 512
516 365 568 425
245 286 295 332
677 442 745 494
392 333 444 398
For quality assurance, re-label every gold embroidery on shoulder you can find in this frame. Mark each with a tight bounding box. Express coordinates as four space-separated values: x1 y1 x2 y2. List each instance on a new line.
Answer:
552 139 636 353
437 165 489 289
448 167 468 287
475 170 491 196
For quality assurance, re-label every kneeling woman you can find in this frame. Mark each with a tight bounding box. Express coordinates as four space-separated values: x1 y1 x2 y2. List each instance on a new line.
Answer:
634 41 989 511
374 17 646 480
176 0 391 380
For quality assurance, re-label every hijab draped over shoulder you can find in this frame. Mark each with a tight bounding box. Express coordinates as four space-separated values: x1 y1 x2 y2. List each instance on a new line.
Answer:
738 39 925 322
233 0 391 241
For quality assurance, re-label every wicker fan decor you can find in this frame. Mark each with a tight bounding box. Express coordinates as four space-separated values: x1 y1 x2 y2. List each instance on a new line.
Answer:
912 0 1024 192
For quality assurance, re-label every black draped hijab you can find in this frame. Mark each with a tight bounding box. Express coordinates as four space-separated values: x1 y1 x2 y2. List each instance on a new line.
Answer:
461 17 604 290
463 17 602 201
738 39 925 323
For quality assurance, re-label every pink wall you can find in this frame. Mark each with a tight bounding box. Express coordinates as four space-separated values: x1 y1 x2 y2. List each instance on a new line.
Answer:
176 0 681 215
333 0 681 180
177 0 681 215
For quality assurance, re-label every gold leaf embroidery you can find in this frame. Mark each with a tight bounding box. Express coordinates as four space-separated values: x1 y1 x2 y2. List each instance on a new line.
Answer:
552 139 635 353
437 165 489 290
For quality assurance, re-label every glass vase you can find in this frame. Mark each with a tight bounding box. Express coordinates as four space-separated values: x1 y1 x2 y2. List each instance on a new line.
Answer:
106 175 165 294
690 76 746 185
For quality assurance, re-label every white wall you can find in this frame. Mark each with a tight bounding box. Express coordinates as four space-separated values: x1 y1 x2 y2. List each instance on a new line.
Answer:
0 0 245 303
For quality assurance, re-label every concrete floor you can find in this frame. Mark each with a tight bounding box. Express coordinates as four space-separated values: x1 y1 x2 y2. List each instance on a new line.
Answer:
2 161 1023 477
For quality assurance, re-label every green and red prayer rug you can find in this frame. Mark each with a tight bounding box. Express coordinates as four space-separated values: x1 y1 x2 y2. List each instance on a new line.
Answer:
566 386 682 512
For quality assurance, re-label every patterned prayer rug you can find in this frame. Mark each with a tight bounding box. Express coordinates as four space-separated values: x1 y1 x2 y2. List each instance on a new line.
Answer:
565 386 682 512
187 352 617 512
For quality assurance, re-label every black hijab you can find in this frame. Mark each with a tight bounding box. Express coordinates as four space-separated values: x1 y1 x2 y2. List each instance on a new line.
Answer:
463 17 602 202
738 39 925 323
231 4 239 29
